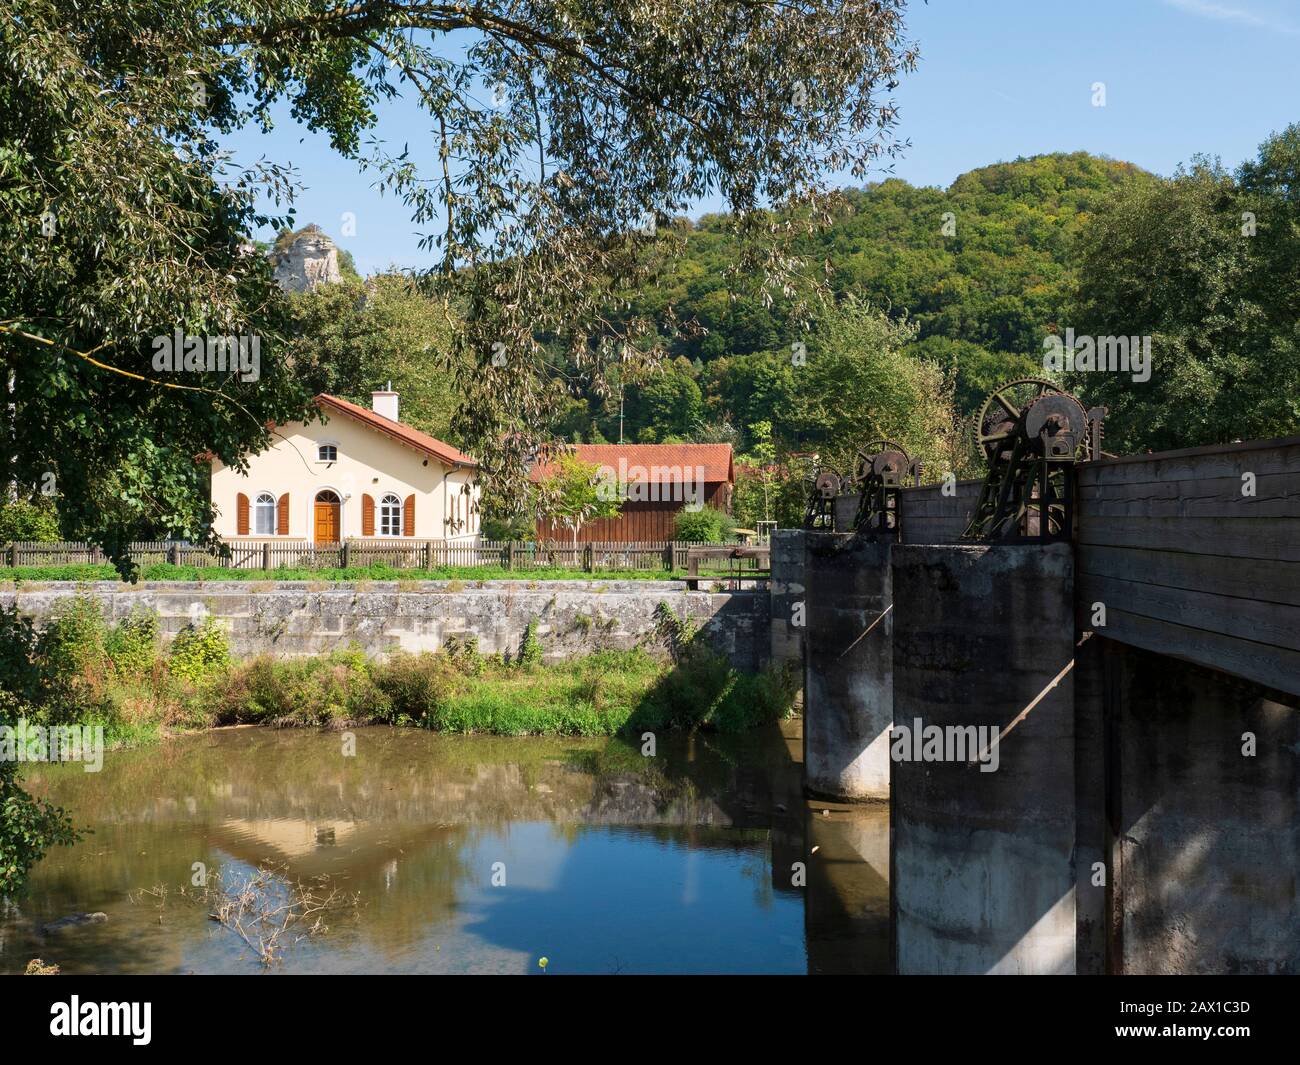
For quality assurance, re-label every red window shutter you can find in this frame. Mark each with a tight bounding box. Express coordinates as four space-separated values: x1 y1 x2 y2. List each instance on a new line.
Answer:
403 494 415 537
236 492 249 535
361 494 375 536
277 493 290 535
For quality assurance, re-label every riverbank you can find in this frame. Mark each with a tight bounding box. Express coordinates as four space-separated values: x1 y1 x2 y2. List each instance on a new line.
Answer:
1 596 796 746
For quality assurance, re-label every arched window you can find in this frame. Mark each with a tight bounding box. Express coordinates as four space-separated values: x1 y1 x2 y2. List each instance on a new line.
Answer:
254 492 276 535
318 443 338 462
379 493 402 537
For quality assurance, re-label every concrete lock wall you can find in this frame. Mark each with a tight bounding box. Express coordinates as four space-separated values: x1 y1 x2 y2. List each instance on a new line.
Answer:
890 543 1077 975
768 530 807 688
1087 640 1300 974
832 480 983 543
1 580 771 671
803 533 893 801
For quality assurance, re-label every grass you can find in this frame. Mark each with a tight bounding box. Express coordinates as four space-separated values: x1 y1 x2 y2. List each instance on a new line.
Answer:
174 645 795 738
0 563 743 583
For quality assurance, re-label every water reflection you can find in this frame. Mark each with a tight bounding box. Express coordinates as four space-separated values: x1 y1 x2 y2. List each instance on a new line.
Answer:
1 722 888 974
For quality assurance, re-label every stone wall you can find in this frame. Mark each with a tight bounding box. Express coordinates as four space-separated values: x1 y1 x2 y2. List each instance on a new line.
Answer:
768 530 805 676
2 580 771 671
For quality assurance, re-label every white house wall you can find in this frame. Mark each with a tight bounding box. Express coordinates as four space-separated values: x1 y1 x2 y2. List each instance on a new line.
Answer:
210 413 479 542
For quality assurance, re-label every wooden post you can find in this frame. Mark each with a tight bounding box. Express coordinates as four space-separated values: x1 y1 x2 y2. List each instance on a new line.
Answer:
262 542 271 570
507 542 517 571
340 541 349 570
423 541 431 570
664 542 674 572
584 543 594 572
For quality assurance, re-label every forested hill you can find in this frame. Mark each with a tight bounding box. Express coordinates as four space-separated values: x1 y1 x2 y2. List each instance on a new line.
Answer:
287 131 1300 471
668 152 1150 357
555 152 1156 447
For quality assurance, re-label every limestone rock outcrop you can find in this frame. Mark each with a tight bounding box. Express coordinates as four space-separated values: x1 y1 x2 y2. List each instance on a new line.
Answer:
271 224 342 292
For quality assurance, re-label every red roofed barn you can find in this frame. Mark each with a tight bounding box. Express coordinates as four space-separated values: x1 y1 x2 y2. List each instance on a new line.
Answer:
529 443 735 542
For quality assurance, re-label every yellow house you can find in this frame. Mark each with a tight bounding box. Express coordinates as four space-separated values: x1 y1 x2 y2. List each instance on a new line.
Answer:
209 391 480 543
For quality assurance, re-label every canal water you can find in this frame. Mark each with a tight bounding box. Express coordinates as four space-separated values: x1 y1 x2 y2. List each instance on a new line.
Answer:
0 722 888 975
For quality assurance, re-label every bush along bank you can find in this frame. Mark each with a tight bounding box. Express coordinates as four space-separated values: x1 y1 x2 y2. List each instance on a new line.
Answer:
0 599 797 744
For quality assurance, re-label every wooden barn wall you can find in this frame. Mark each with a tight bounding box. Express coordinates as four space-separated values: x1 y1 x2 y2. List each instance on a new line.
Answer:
536 481 730 543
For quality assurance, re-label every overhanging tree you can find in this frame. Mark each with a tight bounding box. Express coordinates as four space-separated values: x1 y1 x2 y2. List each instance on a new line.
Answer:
3 0 918 556
533 452 622 545
1 0 917 897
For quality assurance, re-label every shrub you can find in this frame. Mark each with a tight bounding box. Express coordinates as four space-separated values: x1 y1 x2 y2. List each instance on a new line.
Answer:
195 651 391 727
169 617 230 683
0 689 80 898
100 675 177 740
480 513 535 540
628 637 797 734
673 506 730 542
0 606 41 701
429 648 661 735
105 608 159 677
37 596 108 683
0 599 791 743
0 498 61 543
28 597 113 724
372 652 461 723
444 635 485 676
715 509 739 542
653 602 698 661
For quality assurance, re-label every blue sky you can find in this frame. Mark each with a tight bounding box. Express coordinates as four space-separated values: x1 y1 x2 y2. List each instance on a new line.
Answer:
221 0 1300 274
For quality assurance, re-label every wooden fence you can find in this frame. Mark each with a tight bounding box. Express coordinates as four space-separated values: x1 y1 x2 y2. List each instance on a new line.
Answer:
0 539 760 575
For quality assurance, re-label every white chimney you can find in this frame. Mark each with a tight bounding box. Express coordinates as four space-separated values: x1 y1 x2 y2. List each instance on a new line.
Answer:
371 383 399 422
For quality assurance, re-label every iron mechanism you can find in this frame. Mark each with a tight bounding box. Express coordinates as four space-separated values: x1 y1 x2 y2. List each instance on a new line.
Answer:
961 378 1106 543
803 468 843 530
852 440 922 539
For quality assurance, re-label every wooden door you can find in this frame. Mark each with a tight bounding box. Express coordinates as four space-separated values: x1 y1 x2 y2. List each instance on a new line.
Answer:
314 492 340 543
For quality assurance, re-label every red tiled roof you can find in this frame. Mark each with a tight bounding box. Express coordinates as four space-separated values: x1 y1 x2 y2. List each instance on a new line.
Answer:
315 394 478 468
528 443 734 484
